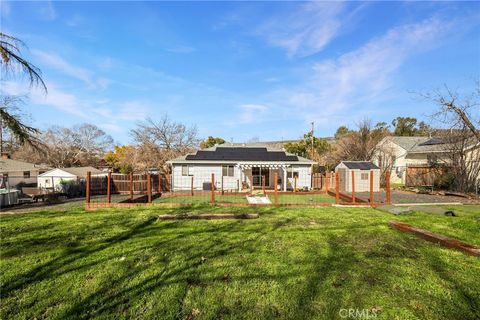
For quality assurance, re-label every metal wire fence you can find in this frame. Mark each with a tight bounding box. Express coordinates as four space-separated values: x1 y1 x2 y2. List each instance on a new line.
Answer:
84 170 393 209
0 170 391 209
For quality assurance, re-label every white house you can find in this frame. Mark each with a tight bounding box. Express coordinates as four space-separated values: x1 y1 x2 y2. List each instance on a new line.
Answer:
38 167 104 190
167 145 316 191
0 153 50 188
335 161 380 193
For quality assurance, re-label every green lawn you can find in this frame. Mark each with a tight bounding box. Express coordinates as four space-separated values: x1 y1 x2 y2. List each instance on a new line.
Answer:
1 204 479 319
153 194 248 204
273 193 336 204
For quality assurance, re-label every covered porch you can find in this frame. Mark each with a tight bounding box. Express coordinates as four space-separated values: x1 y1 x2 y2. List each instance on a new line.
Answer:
236 163 291 191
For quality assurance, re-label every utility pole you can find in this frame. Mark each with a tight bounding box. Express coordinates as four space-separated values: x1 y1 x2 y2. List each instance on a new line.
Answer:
311 121 314 158
0 117 3 154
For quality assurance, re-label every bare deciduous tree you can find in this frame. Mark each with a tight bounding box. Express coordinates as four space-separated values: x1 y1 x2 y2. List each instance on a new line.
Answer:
333 119 388 163
130 115 199 172
14 124 113 167
422 83 480 192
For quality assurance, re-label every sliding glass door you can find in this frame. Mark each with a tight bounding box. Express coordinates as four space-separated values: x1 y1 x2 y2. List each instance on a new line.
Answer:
252 167 269 187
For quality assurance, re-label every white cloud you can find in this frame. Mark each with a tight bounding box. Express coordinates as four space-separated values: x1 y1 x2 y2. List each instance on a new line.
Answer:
117 101 150 121
32 50 93 86
266 16 459 125
256 2 360 57
0 1 11 19
2 81 88 119
38 0 56 21
237 104 269 124
66 14 84 27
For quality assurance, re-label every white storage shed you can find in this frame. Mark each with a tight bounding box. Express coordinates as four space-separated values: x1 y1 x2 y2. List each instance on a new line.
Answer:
335 161 380 193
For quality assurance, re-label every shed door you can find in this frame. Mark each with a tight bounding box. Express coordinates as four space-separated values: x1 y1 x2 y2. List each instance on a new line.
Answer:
338 168 346 192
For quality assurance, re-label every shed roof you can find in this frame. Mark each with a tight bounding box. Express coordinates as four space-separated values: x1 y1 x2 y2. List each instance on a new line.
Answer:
340 161 379 170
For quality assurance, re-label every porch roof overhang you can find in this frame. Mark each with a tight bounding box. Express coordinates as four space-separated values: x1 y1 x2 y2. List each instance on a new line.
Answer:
236 163 290 169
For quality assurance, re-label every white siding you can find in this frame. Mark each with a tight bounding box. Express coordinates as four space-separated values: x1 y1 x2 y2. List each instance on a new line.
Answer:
171 163 312 191
373 139 409 184
285 165 311 190
172 164 241 191
335 163 380 192
37 169 78 190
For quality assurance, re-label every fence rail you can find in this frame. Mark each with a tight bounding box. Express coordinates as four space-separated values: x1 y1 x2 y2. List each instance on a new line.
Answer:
85 170 391 210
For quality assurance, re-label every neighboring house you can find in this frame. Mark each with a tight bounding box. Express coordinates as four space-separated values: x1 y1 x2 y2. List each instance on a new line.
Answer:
335 161 380 192
0 153 50 188
374 136 480 186
38 167 104 190
167 145 316 191
374 136 432 184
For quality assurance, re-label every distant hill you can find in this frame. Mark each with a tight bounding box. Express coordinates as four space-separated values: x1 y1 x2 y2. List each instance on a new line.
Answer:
227 137 337 149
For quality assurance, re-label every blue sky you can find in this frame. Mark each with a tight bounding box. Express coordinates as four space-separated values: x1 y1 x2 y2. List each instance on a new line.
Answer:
1 1 479 144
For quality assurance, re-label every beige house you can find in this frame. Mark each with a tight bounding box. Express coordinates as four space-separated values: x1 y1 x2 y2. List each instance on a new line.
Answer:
0 154 50 188
374 136 480 186
335 161 380 192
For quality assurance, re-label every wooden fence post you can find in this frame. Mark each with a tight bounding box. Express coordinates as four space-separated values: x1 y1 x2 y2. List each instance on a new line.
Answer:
158 174 162 195
335 172 340 204
386 171 391 205
262 175 265 195
147 173 152 203
351 171 356 204
129 172 133 201
211 173 215 204
370 170 374 206
274 172 278 205
294 175 297 193
237 179 239 193
325 172 330 191
221 175 224 195
86 171 91 206
191 176 194 196
107 171 111 204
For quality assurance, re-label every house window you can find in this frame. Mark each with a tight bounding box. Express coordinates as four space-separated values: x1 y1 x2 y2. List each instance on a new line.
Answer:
222 165 234 177
23 171 30 178
287 167 299 179
2 173 8 182
361 173 369 180
181 165 193 176
45 179 50 184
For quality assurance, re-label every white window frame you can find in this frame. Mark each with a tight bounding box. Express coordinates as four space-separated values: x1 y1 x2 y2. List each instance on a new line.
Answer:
181 165 193 176
287 167 299 179
222 165 234 177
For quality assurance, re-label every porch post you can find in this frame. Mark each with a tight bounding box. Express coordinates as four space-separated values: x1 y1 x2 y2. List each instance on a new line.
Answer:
237 164 242 191
282 166 287 191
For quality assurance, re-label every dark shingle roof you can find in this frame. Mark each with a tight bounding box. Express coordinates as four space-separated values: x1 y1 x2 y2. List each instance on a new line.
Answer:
185 147 299 161
341 161 379 170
